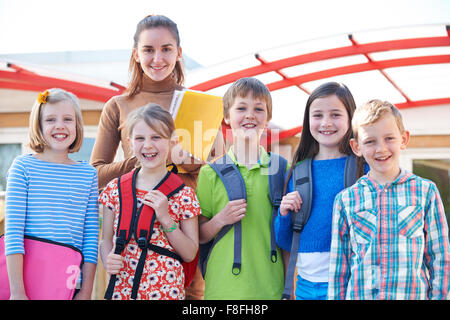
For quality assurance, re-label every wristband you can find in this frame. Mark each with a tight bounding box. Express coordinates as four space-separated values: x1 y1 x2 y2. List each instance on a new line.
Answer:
161 221 178 233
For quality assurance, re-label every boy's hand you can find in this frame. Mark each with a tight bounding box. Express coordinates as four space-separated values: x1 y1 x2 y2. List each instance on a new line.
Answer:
280 191 302 216
216 199 247 227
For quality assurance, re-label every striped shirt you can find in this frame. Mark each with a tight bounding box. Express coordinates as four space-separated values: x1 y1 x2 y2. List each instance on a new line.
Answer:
328 170 450 300
5 154 99 264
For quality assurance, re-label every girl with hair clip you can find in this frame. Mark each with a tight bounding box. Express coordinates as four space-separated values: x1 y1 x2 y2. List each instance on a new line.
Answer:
4 89 99 300
274 82 366 300
99 104 200 300
90 15 204 298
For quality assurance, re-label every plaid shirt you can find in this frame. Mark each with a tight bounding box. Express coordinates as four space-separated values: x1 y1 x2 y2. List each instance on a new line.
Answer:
328 170 450 300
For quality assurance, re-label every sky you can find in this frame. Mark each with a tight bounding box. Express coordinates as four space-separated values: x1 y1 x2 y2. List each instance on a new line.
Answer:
0 0 449 130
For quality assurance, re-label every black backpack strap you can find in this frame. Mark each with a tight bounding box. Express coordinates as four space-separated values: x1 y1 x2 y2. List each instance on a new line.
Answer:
129 171 185 299
130 204 156 299
148 244 183 263
103 230 127 300
199 154 246 277
282 158 313 300
267 153 288 263
104 169 138 300
105 169 185 300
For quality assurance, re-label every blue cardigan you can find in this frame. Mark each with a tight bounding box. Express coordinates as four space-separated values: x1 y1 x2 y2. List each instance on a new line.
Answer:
274 156 348 253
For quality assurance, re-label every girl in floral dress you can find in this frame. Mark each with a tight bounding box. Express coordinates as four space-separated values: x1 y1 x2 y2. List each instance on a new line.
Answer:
99 104 200 300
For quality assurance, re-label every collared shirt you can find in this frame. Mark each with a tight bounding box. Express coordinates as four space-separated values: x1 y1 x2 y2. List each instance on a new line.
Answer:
328 170 450 300
196 146 285 300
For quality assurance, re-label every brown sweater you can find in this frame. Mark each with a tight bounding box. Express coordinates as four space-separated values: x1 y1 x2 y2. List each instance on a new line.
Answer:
90 74 200 189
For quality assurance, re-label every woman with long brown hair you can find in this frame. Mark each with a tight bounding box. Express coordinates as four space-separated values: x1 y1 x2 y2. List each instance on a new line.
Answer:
90 14 203 299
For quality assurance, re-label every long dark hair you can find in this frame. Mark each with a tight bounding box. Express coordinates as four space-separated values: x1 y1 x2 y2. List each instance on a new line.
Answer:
283 82 364 194
127 15 185 98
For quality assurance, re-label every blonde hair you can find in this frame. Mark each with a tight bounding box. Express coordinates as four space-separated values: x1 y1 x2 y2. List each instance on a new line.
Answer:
126 103 175 139
29 88 84 153
352 99 405 140
125 104 175 169
222 77 273 121
127 15 185 98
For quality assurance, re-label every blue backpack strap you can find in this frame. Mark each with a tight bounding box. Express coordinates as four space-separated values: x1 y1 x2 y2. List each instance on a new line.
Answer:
281 155 359 299
344 154 357 188
282 158 313 300
267 153 288 263
210 154 247 202
200 153 288 278
199 154 246 277
210 154 246 275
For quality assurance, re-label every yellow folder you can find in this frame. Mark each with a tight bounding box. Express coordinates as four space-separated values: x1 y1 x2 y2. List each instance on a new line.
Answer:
170 90 223 163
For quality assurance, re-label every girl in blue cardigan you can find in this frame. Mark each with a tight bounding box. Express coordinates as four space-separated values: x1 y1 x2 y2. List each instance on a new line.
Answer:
274 82 365 300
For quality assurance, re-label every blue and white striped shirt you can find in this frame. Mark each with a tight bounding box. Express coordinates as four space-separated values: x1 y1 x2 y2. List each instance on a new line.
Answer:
5 154 99 264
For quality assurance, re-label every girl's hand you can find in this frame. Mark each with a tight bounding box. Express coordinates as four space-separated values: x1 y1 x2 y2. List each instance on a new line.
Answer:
215 199 247 227
105 242 124 275
142 190 171 226
280 191 302 216
73 289 91 300
9 292 29 300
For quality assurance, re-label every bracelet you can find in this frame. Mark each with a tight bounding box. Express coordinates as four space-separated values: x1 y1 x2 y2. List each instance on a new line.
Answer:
161 221 178 233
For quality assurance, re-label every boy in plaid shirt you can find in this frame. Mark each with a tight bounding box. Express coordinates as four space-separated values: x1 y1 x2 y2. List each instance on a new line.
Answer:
328 99 450 300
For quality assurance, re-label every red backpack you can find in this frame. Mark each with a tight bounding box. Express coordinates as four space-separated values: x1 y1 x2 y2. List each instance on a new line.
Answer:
104 168 199 300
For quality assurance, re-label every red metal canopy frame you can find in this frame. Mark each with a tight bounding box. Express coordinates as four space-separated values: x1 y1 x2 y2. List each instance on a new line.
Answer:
1 25 449 144
191 25 450 143
0 62 125 102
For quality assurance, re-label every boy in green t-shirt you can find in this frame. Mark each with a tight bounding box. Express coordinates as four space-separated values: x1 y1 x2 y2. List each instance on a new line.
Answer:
196 77 285 299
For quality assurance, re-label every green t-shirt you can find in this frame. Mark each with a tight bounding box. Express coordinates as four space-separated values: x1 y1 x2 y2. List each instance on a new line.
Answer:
196 147 284 299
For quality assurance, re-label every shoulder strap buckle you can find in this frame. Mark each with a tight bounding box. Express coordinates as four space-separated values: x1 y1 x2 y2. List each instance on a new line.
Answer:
136 230 148 250
115 236 126 253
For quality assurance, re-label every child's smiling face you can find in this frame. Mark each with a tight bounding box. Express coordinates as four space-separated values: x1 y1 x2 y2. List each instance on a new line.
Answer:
350 112 410 184
130 119 173 171
224 93 268 143
309 94 350 155
40 101 77 153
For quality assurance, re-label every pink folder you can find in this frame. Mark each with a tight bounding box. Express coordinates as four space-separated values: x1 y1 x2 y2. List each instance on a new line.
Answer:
0 235 83 300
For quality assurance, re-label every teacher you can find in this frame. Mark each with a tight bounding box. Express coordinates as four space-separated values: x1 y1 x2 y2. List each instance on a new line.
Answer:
90 14 203 299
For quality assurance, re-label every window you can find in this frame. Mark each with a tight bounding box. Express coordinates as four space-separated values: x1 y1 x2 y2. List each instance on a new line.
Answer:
0 143 22 192
0 143 22 232
413 159 450 230
69 137 95 162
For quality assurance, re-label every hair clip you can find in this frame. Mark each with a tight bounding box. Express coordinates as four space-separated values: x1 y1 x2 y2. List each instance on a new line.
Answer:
37 90 50 104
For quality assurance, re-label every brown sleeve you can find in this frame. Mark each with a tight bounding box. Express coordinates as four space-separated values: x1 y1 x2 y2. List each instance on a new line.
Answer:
90 97 137 189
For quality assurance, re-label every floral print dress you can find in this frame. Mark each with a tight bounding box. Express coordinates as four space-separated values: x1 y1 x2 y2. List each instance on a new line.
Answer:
99 178 200 300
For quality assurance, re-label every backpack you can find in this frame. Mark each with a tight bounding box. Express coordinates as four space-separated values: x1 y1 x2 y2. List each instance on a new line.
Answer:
198 152 288 278
103 167 198 300
281 155 358 300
